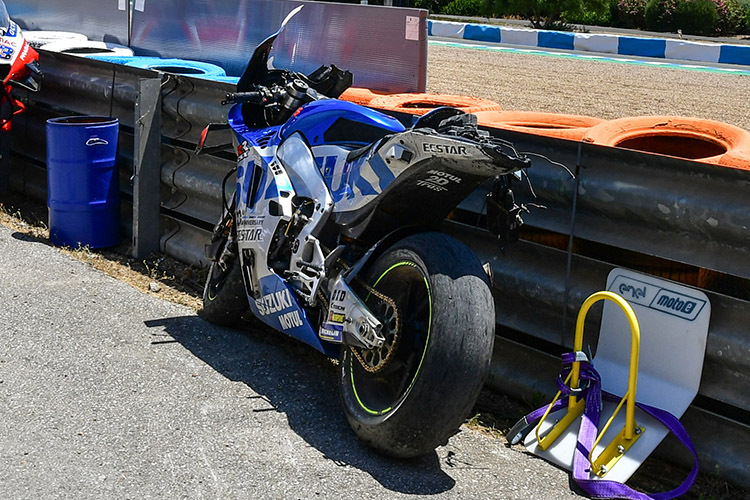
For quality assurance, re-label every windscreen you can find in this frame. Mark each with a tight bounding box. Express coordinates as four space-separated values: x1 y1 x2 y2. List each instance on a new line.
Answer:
0 2 10 33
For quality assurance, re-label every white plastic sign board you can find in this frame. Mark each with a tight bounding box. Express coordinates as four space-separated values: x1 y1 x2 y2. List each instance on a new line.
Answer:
525 268 710 483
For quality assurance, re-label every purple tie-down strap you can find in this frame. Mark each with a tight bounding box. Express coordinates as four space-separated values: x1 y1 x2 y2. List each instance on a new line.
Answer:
507 354 698 500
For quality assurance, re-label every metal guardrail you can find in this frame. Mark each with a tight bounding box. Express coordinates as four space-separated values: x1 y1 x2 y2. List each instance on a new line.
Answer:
459 132 750 279
10 51 750 489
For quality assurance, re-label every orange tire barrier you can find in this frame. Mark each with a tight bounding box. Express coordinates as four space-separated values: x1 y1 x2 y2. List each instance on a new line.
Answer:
583 116 750 171
473 110 603 141
519 227 580 252
338 87 391 107
367 92 501 116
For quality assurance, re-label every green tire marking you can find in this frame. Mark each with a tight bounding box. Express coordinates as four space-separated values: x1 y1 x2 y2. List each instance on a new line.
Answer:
350 261 433 416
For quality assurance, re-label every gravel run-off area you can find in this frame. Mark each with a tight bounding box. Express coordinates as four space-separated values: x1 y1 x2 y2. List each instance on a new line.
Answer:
426 43 750 132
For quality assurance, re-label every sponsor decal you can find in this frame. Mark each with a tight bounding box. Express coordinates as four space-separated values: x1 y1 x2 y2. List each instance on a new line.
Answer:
7 23 17 37
328 289 347 316
650 290 705 320
618 282 647 300
422 142 467 155
237 228 263 242
237 141 251 162
255 288 293 316
279 310 303 330
427 169 461 183
328 311 345 324
0 44 14 60
239 216 264 226
416 171 462 192
237 216 265 242
416 179 447 192
609 273 707 321
319 324 343 342
0 36 18 48
609 275 652 308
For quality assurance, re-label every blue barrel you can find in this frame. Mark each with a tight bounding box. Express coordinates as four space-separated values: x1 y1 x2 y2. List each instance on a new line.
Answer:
46 116 120 248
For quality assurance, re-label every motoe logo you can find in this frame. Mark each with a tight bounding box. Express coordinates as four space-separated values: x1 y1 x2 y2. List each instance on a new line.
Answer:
650 290 706 321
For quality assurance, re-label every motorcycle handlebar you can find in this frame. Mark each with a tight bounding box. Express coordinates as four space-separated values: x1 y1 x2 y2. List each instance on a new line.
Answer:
222 91 267 105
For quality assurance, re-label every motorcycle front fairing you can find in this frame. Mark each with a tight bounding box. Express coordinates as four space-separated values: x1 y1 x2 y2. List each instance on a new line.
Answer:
0 1 41 132
229 102 343 357
0 4 40 90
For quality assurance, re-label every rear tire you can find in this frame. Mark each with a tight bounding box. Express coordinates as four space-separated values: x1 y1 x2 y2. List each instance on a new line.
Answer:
339 232 495 458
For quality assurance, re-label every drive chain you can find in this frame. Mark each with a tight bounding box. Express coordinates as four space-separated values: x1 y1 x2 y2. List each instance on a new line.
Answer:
317 271 401 374
350 276 401 374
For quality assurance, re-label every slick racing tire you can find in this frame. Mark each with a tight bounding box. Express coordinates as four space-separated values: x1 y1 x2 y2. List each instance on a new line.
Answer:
369 93 501 116
339 232 495 458
200 228 248 326
473 110 603 141
582 115 750 170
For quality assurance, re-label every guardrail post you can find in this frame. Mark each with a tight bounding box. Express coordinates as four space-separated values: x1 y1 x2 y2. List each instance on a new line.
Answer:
132 77 162 258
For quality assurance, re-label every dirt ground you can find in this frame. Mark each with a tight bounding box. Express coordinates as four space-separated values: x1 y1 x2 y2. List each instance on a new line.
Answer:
426 44 750 131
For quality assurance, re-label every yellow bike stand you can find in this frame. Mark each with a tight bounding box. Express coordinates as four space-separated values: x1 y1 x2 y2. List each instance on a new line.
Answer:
534 291 644 477
524 268 710 483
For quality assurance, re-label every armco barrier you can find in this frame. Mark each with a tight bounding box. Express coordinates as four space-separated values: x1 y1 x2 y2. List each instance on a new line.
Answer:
429 19 750 66
8 51 750 489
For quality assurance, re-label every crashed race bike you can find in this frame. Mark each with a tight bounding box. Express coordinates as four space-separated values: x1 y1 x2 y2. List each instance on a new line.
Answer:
197 6 530 458
0 0 41 190
0 0 41 128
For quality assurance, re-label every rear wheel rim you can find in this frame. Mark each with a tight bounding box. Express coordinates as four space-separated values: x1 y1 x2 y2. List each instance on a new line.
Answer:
349 261 432 416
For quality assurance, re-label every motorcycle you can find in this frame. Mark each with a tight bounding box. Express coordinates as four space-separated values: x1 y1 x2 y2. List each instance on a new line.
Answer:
197 6 530 458
0 1 41 129
0 0 41 190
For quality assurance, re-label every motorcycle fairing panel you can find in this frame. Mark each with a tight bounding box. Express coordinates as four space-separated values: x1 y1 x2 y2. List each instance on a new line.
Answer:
229 115 339 356
227 96 528 355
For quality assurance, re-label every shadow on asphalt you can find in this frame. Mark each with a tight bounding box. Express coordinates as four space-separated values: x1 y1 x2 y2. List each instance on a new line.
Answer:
11 231 46 243
144 314 461 495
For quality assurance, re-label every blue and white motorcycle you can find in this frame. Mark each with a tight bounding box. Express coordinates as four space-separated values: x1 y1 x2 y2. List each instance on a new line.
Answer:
197 6 530 458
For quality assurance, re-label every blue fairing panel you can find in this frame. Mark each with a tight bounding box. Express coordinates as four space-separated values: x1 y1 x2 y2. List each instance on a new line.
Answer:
228 103 247 132
248 274 340 357
280 100 405 146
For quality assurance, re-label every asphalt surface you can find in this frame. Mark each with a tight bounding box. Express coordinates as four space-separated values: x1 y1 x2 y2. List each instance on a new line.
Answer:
0 224 584 499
